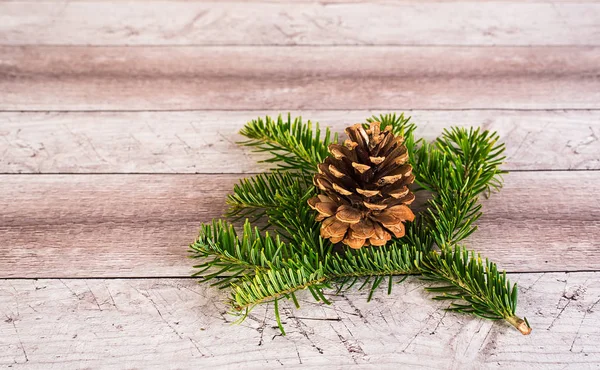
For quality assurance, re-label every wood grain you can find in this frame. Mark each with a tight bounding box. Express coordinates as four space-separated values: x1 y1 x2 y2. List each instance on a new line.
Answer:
1 110 598 173
2 46 599 111
1 273 599 368
0 172 598 278
2 2 599 46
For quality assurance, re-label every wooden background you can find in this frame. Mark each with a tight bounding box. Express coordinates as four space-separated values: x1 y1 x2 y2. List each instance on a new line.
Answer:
1 1 600 368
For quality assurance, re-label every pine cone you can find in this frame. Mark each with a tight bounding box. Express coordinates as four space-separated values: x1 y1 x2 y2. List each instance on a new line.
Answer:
308 122 416 249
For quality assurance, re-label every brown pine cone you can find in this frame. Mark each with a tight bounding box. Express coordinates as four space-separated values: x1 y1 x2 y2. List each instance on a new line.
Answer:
308 122 416 249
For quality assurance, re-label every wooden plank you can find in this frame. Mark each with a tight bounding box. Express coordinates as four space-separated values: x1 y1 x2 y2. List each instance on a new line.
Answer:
1 273 599 367
1 2 599 46
1 110 598 173
0 172 598 278
1 46 599 111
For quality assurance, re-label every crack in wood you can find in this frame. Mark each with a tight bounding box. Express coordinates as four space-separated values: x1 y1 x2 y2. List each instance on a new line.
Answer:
11 320 29 363
341 294 368 324
286 312 324 355
430 310 448 335
330 323 367 364
85 281 103 311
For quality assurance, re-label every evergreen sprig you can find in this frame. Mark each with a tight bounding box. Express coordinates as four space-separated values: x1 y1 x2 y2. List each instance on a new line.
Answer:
189 113 531 335
226 171 304 222
239 114 338 176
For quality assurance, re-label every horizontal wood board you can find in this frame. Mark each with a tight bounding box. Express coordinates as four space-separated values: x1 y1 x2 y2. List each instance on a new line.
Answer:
1 2 599 46
2 46 600 110
1 273 599 367
0 110 598 173
0 171 598 278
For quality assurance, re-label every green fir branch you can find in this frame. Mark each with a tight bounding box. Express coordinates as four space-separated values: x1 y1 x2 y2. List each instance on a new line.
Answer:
412 127 506 248
229 241 425 312
419 245 530 334
421 246 516 320
189 220 288 288
189 113 531 336
225 171 305 223
230 259 328 312
226 170 329 254
238 114 338 177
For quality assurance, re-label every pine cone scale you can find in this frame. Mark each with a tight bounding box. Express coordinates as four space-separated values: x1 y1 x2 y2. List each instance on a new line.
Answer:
335 205 362 224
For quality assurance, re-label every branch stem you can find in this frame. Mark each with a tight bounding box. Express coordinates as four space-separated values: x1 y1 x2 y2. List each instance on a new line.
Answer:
506 315 532 335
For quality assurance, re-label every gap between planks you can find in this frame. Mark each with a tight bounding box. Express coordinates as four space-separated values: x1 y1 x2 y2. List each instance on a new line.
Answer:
4 268 600 280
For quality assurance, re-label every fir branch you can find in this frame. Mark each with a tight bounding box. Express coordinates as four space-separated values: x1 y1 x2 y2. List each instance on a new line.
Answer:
189 219 291 288
225 171 304 222
328 243 423 301
329 243 422 280
239 114 338 177
226 225 426 314
406 126 530 333
264 187 330 254
420 245 531 335
226 170 330 255
411 127 505 196
413 126 506 248
230 249 329 311
437 127 506 195
229 242 424 312
190 113 530 336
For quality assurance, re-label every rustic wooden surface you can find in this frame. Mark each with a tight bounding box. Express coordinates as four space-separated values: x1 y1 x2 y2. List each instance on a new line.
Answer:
1 1 599 368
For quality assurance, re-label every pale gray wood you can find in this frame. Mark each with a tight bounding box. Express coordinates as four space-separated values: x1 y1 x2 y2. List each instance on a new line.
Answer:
1 2 599 46
0 172 598 278
1 273 599 368
1 110 598 173
2 46 599 111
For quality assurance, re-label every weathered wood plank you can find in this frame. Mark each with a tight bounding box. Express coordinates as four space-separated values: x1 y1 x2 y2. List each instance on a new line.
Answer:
0 172 598 278
1 2 599 46
1 273 599 368
2 46 599 111
1 110 598 173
